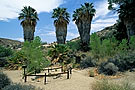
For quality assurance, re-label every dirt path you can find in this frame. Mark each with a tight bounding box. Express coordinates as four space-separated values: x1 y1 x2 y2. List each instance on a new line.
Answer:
3 69 95 90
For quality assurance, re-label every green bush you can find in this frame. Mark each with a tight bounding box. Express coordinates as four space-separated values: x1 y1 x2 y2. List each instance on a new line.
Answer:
92 79 135 90
80 56 97 69
100 37 118 57
2 83 42 90
98 62 118 75
66 40 81 51
0 45 13 58
90 33 118 58
0 72 11 89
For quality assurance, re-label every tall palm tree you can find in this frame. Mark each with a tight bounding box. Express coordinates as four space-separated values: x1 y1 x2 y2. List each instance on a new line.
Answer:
52 7 70 44
73 2 96 51
108 0 135 40
18 6 39 42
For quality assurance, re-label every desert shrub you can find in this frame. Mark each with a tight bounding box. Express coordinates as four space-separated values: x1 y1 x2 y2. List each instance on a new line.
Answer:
6 51 27 69
99 52 135 74
98 62 118 75
0 45 13 58
92 79 135 90
66 40 81 51
0 46 13 67
2 83 42 90
0 72 11 89
89 69 95 77
8 51 26 65
80 56 97 69
113 53 135 72
0 58 8 67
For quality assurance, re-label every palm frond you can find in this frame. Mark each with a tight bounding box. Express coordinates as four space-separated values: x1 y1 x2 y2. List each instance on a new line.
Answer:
18 6 39 26
52 7 70 25
72 2 96 21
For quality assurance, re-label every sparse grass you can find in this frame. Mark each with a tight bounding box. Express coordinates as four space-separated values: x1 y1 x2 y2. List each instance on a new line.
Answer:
92 79 135 90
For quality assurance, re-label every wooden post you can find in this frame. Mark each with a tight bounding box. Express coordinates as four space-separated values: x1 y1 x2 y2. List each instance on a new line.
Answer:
48 68 49 73
61 66 63 72
69 67 72 74
44 73 46 85
24 67 27 82
22 65 27 82
35 69 36 75
67 70 69 79
24 75 27 82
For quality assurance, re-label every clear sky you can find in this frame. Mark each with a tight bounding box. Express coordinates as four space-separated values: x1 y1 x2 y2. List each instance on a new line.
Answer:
0 0 118 43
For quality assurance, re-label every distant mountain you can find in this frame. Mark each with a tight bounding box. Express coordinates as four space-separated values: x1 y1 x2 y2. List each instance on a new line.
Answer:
0 38 22 49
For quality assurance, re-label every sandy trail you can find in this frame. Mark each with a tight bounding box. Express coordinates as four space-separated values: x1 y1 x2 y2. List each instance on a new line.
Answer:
3 69 95 90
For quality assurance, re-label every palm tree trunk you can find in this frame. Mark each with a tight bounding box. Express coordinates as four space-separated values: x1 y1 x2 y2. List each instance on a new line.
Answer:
23 25 35 42
55 26 67 44
76 20 91 51
124 18 135 40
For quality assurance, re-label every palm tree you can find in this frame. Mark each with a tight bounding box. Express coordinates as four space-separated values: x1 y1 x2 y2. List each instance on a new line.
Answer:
52 7 70 44
108 0 135 40
18 6 39 42
73 2 96 51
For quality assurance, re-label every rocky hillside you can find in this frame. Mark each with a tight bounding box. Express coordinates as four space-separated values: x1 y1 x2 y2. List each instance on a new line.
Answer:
0 38 22 49
68 23 117 42
96 24 117 39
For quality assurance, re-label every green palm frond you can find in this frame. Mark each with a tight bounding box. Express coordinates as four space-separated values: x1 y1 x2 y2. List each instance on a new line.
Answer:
52 7 70 25
72 2 96 21
18 6 39 26
108 0 135 19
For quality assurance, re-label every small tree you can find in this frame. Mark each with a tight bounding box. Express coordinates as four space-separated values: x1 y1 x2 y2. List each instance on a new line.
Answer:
118 39 128 54
90 33 101 58
22 36 50 73
129 36 135 50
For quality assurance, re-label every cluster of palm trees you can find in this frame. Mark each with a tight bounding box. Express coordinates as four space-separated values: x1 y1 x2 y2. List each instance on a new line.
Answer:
18 0 135 51
18 2 96 51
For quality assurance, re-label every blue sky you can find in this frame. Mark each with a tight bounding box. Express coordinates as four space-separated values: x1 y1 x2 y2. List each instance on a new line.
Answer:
0 0 118 43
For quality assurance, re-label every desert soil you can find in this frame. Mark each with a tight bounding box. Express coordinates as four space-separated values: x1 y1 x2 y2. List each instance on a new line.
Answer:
2 68 135 90
3 69 95 90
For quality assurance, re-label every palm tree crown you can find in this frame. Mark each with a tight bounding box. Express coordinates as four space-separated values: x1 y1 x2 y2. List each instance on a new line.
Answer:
18 6 39 27
108 0 135 19
52 7 70 26
73 2 96 22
